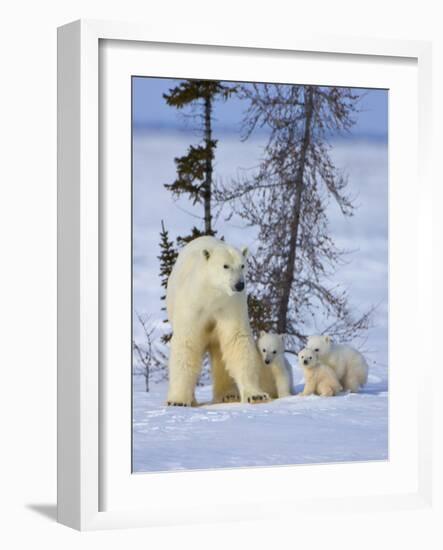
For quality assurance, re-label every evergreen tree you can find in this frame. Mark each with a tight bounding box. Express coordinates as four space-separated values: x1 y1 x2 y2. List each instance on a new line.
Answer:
157 220 178 343
163 79 236 240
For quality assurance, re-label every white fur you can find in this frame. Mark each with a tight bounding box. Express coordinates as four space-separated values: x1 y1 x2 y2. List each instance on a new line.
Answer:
166 236 269 406
257 332 293 398
307 335 369 393
298 348 342 397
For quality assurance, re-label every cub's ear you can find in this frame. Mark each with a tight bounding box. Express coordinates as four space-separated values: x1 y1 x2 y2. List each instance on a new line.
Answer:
278 333 286 341
259 330 266 337
202 249 210 260
324 335 331 343
240 246 249 258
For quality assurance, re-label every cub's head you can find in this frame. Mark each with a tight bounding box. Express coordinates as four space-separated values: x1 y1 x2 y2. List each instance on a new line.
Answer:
306 334 332 358
201 244 248 297
257 331 285 365
298 347 319 369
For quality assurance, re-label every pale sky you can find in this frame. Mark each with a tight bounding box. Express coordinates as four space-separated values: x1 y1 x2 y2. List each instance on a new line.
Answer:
132 77 388 140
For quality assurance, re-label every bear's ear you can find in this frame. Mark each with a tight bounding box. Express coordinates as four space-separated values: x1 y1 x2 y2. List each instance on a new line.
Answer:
202 249 210 260
324 335 331 343
240 246 248 258
279 333 286 342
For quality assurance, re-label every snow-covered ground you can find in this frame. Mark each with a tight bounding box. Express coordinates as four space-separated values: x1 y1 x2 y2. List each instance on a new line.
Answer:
132 131 389 474
132 360 388 473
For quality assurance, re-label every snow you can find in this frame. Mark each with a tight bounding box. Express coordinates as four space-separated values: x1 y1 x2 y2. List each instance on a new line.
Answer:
132 360 388 473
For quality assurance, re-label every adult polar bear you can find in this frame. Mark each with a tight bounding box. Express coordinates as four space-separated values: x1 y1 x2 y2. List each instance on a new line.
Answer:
166 236 269 406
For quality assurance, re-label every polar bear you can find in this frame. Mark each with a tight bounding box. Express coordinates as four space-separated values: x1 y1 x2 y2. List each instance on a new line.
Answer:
166 236 269 406
307 335 368 393
257 332 293 398
298 348 342 397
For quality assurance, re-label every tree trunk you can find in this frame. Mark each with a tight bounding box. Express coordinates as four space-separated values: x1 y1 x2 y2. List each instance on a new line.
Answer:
277 86 314 334
144 370 149 392
203 94 213 234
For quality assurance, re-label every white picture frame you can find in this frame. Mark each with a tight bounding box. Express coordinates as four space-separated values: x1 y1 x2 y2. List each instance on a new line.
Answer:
57 19 433 531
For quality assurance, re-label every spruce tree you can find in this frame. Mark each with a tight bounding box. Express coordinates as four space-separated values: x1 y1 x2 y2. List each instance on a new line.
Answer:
158 220 178 343
163 79 236 240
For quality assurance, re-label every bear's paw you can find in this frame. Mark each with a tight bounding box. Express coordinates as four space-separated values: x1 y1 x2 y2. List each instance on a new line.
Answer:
245 392 270 404
221 392 240 403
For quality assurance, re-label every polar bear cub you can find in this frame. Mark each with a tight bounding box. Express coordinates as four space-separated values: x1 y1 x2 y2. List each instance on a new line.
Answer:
307 335 368 393
298 348 342 397
257 332 293 398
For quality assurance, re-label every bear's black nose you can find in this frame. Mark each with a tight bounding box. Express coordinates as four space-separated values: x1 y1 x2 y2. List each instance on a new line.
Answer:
303 359 308 365
265 359 270 365
235 281 245 292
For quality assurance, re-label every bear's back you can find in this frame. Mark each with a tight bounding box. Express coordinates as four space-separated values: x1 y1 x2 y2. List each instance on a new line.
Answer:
330 343 363 364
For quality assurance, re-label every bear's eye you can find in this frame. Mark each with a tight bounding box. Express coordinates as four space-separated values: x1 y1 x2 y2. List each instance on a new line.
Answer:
223 264 229 269
309 356 312 360
314 348 319 352
262 348 266 352
241 264 245 269
272 350 276 354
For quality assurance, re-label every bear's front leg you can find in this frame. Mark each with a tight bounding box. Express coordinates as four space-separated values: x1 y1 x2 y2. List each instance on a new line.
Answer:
209 342 240 403
318 384 334 397
220 333 269 404
237 378 270 404
229 362 269 404
299 379 316 396
167 334 203 407
272 363 292 398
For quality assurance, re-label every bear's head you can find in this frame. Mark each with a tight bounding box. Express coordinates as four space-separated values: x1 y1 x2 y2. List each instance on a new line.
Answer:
201 244 248 297
298 347 320 369
306 334 332 359
257 331 285 365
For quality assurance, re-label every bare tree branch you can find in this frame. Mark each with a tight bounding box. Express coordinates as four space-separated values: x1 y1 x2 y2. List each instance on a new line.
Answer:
217 83 374 351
